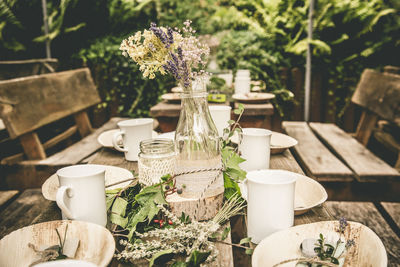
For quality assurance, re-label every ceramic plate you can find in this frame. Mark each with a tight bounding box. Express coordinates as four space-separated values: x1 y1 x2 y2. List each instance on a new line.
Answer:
171 87 183 93
252 221 387 267
232 92 275 104
231 131 298 154
97 129 158 148
42 165 134 201
239 172 327 215
0 220 115 267
270 132 298 154
157 131 175 140
161 93 181 103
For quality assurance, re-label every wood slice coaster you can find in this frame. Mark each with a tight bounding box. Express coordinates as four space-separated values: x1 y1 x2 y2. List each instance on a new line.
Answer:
166 192 224 221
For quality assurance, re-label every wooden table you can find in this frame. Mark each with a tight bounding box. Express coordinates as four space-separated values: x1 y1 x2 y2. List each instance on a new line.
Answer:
150 101 274 133
283 121 400 202
1 133 399 266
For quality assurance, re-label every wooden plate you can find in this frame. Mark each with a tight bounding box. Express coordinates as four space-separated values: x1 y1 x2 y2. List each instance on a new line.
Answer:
42 165 133 201
161 93 181 103
232 92 275 104
252 221 387 267
0 220 115 267
239 172 327 215
270 132 298 154
97 129 158 149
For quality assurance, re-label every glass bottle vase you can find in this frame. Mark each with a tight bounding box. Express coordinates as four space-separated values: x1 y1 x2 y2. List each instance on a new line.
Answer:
174 85 224 199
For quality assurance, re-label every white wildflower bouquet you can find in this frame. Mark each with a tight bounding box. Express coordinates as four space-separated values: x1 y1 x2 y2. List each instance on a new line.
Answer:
120 20 209 91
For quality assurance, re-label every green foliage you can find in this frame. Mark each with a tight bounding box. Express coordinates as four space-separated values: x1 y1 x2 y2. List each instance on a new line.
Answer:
33 0 85 44
213 0 399 121
78 35 174 117
106 182 167 240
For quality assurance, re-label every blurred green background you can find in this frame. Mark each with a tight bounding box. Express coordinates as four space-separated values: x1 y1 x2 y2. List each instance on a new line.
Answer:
1 0 399 126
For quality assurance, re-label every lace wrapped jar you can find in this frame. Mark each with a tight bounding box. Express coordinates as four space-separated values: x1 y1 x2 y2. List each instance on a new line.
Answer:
174 79 224 201
138 139 176 186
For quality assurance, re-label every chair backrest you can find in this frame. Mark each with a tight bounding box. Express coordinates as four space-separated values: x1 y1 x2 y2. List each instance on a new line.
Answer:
0 68 101 160
352 67 400 145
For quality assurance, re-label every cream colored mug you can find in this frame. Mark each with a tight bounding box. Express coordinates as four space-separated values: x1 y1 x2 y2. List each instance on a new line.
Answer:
112 118 154 161
243 169 297 244
56 164 107 226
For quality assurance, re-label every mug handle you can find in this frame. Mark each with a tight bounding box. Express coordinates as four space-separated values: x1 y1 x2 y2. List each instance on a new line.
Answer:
112 131 128 153
56 186 75 219
238 179 248 201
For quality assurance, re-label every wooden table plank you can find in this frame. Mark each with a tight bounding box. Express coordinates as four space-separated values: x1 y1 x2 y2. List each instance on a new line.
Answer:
381 202 400 231
0 190 18 210
270 149 305 174
0 189 55 239
282 121 353 182
310 122 399 182
326 201 400 267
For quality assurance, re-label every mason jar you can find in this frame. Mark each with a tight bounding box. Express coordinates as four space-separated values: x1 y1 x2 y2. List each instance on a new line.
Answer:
138 138 176 186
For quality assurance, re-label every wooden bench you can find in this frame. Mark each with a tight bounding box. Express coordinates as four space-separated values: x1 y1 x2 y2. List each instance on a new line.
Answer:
283 68 400 200
0 68 122 189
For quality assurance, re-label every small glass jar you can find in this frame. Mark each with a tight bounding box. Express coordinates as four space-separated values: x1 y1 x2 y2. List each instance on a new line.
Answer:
138 138 176 186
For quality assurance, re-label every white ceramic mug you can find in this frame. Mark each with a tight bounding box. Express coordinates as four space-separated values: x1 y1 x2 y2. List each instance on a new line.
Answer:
56 164 107 226
209 105 232 137
244 169 297 244
239 128 272 171
234 76 251 95
112 118 153 161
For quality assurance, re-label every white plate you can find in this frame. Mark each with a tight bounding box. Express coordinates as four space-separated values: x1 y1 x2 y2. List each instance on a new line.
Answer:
239 172 327 215
0 220 115 267
232 92 275 103
97 129 158 149
42 165 134 201
252 221 387 267
161 93 181 103
270 132 298 154
171 87 183 93
231 131 297 154
157 131 175 140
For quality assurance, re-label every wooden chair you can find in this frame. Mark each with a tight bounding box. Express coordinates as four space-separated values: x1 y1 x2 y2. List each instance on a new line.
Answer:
0 68 122 189
283 67 400 185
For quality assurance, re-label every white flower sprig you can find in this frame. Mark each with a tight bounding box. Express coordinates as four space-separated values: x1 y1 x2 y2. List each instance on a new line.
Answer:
120 20 209 90
115 193 245 265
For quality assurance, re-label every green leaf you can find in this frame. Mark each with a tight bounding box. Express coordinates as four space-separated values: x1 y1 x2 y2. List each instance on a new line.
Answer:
187 250 211 267
110 213 128 228
112 197 128 217
149 249 173 267
64 22 86 33
221 227 231 240
245 248 254 255
240 237 252 245
223 172 241 200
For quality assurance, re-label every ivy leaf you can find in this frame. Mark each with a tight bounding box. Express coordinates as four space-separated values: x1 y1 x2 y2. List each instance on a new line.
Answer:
245 248 254 255
240 237 252 245
223 173 241 200
125 184 168 239
187 250 211 267
221 227 231 241
110 197 128 227
149 248 174 267
112 197 128 217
